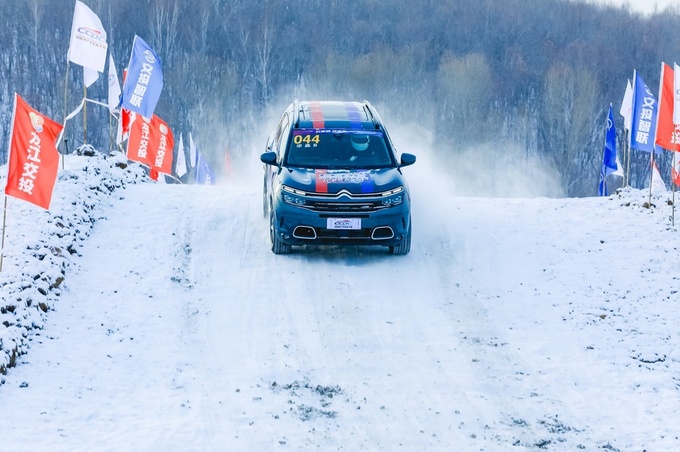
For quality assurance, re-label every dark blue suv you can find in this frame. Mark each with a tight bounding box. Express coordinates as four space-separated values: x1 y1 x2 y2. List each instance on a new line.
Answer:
260 100 415 255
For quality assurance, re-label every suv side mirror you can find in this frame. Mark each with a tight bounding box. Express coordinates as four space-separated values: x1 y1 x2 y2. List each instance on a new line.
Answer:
260 151 279 166
400 153 416 167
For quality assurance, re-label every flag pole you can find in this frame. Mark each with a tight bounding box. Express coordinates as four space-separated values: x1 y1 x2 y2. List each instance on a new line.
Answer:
673 152 677 226
621 132 626 187
600 115 607 197
623 130 630 187
0 196 8 273
649 152 653 204
626 135 631 187
83 83 87 145
62 61 70 170
109 111 113 154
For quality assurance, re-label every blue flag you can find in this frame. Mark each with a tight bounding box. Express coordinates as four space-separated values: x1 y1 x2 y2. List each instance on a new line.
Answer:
121 35 163 119
599 105 618 196
196 152 216 185
630 71 660 153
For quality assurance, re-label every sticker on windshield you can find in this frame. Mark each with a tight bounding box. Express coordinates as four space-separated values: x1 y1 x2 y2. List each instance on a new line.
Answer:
292 133 320 148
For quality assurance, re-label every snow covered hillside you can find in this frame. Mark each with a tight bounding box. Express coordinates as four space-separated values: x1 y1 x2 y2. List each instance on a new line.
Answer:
1 150 679 451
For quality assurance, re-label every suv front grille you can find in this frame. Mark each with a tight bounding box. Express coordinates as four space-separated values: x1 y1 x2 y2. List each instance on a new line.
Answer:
282 186 403 213
306 200 386 212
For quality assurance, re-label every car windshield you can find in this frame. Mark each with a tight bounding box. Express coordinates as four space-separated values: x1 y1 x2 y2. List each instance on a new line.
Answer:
285 129 394 169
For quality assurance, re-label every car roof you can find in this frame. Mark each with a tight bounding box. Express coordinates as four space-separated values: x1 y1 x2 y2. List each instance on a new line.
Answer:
295 101 380 130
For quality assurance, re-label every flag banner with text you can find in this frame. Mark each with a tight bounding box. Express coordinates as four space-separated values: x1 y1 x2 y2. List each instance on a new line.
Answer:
4 94 63 210
672 152 680 187
654 63 680 152
175 132 187 178
108 54 122 113
599 105 620 196
67 0 107 72
121 35 163 119
196 152 216 185
126 114 174 178
630 71 660 153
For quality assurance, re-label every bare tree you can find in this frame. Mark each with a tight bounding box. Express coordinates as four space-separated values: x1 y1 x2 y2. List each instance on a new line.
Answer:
540 62 601 196
149 0 180 65
436 53 493 148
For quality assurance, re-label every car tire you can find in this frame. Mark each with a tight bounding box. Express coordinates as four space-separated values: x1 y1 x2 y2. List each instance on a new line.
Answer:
390 221 411 255
269 203 291 255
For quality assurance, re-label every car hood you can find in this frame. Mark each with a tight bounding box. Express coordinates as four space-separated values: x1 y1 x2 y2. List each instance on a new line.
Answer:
281 167 405 195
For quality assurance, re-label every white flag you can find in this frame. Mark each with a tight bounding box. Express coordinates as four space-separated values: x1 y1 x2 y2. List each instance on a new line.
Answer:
674 63 680 125
175 133 188 177
83 67 99 88
108 54 121 113
189 132 197 168
651 160 667 193
612 155 624 177
67 0 107 72
620 79 633 131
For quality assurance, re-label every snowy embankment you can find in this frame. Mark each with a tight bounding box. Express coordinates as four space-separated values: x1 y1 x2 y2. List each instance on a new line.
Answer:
0 150 145 377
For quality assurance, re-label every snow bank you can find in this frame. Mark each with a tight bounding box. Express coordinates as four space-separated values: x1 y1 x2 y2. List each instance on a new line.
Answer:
0 150 147 377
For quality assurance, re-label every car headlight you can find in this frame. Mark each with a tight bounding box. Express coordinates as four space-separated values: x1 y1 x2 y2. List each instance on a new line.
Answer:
381 195 403 206
381 186 404 207
282 185 307 206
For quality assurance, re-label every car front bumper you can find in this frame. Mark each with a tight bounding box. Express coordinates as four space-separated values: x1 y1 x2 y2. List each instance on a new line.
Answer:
271 193 411 247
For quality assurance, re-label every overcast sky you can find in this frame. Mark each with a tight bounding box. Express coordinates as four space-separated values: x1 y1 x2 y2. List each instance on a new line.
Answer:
588 0 678 15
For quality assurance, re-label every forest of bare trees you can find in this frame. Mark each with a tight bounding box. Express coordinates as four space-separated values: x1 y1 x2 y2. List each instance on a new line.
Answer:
1 0 679 196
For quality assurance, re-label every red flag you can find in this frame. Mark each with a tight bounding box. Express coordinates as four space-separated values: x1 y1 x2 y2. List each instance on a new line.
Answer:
118 107 135 144
4 94 63 210
126 114 174 177
151 116 174 177
655 63 680 151
672 152 680 187
126 112 153 167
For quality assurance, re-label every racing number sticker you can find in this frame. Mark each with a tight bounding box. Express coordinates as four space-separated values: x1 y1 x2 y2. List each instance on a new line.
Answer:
293 134 320 148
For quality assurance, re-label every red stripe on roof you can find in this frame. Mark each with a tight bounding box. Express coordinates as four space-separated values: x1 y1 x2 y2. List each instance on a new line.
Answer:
310 101 325 129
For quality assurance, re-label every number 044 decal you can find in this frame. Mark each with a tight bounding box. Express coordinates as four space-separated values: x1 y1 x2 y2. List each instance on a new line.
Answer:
293 134 320 145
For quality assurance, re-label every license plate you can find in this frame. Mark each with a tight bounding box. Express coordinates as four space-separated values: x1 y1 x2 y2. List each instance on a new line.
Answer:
326 218 361 230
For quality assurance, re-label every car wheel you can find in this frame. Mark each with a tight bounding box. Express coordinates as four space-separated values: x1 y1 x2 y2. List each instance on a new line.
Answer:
390 221 411 255
269 202 291 255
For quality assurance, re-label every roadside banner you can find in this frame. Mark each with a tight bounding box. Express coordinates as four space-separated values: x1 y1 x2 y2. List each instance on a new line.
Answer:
117 108 135 145
108 54 122 113
4 95 63 210
126 114 174 178
672 152 680 187
654 63 680 151
630 71 660 153
152 116 174 177
651 160 667 193
67 0 107 72
121 35 163 119
196 152 216 185
189 132 197 168
598 105 621 196
620 79 633 132
175 132 187 178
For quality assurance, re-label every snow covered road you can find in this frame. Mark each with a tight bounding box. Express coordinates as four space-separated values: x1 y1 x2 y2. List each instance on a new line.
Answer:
1 159 679 450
